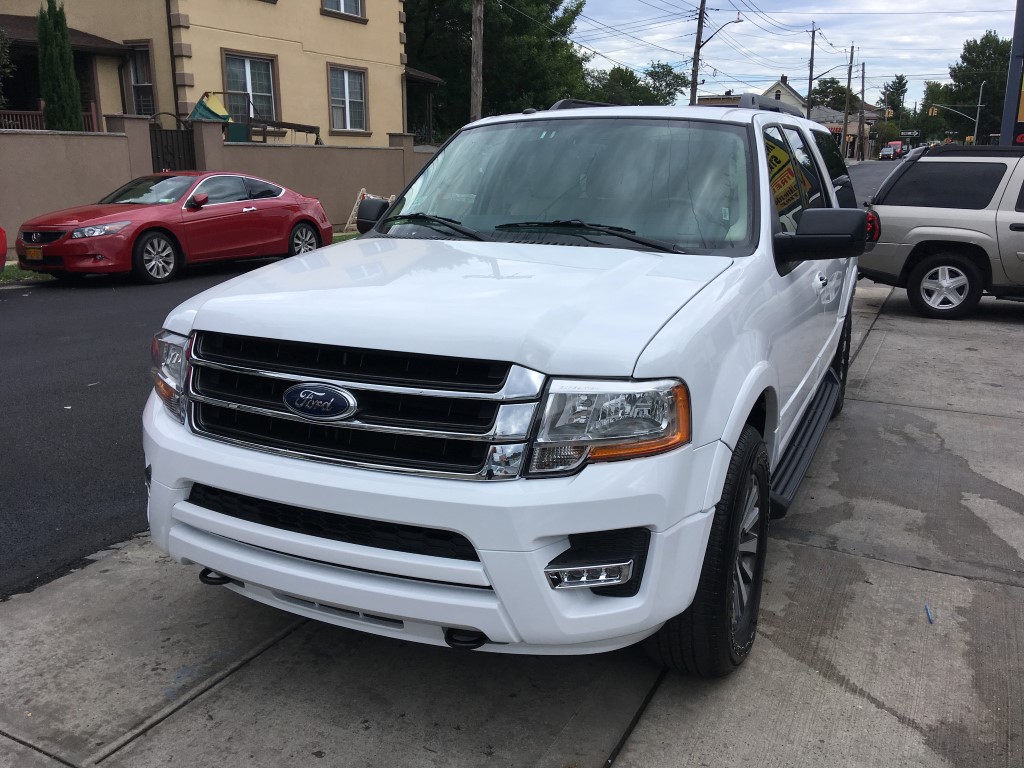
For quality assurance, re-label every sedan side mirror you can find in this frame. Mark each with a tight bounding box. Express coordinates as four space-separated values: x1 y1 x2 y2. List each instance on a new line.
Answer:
773 208 867 262
356 198 391 234
189 193 209 209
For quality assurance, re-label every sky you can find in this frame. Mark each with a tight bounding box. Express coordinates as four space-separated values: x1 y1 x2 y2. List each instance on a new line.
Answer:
570 1 1018 109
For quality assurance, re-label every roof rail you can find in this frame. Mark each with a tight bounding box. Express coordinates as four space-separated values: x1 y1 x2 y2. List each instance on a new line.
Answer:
548 98 616 110
731 93 803 117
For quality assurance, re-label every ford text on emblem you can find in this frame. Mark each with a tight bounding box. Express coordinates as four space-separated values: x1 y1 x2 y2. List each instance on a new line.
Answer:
282 383 358 421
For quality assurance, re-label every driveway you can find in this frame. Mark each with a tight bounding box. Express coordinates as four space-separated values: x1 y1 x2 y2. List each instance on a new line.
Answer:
2 282 1021 767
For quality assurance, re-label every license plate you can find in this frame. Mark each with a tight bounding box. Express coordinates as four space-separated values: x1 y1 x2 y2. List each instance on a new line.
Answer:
25 246 43 261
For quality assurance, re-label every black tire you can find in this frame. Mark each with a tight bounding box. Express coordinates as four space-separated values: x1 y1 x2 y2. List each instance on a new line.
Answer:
830 310 852 419
132 231 181 284
644 424 771 677
288 222 320 256
906 253 983 319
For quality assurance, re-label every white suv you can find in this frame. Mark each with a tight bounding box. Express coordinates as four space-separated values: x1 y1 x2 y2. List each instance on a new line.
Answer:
143 97 865 677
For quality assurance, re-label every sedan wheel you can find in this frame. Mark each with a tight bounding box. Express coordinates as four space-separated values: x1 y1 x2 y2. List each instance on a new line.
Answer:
132 232 181 284
289 223 320 256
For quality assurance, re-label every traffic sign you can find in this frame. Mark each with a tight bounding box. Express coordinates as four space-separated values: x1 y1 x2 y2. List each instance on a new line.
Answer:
900 130 921 137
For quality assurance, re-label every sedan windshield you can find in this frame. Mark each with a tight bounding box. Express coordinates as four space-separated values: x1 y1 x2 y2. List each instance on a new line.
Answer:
384 117 754 253
98 175 196 205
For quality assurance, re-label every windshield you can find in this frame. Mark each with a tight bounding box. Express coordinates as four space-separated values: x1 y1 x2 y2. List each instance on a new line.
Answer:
384 117 754 253
98 175 196 204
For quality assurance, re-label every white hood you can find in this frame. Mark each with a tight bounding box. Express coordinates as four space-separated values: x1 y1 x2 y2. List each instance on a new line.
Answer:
164 238 731 377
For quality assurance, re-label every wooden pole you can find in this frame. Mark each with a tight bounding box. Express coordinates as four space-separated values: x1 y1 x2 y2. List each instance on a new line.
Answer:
470 0 484 122
688 0 707 106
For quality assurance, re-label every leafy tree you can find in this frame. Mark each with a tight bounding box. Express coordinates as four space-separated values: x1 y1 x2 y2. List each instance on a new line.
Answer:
878 74 909 120
38 0 82 131
947 30 1010 139
0 27 15 110
917 80 950 141
404 0 589 139
810 77 860 112
585 62 689 105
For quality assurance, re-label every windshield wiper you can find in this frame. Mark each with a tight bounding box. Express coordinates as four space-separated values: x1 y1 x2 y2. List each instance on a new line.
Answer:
494 219 682 253
381 212 489 241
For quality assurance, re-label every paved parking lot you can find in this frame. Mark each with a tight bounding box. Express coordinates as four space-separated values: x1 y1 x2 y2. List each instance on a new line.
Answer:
2 283 1022 768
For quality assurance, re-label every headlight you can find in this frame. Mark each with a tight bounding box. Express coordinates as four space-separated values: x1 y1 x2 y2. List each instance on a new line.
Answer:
71 221 132 239
151 330 190 422
527 379 690 475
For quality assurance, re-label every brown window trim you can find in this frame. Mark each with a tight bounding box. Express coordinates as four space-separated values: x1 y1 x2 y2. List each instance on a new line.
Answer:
221 47 282 124
122 38 158 116
320 8 369 24
326 62 370 134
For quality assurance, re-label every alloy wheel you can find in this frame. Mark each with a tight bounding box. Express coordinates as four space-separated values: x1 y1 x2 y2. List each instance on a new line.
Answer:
143 237 177 280
920 265 969 310
292 226 318 254
731 474 762 633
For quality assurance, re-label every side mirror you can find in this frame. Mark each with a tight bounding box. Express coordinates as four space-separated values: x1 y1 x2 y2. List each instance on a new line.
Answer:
773 208 867 262
356 198 390 234
189 193 209 209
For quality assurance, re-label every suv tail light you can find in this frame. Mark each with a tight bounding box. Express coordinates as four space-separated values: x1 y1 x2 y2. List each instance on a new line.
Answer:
865 210 881 242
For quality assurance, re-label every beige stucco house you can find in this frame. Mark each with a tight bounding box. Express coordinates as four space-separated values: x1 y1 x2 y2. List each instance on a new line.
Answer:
1 0 420 147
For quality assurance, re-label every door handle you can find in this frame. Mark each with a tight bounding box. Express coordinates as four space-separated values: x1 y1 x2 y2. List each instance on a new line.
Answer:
812 272 828 295
242 206 257 213
1009 223 1024 231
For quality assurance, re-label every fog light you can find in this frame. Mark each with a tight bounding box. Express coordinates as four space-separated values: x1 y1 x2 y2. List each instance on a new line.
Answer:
544 560 633 590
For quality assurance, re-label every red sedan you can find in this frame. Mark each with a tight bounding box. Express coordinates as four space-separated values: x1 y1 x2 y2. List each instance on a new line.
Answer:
15 172 333 283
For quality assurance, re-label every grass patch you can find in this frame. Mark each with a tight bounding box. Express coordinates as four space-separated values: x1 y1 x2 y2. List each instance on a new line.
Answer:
332 232 359 244
0 263 52 285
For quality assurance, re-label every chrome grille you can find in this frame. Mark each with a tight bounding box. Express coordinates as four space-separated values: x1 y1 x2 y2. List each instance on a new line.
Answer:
187 332 545 479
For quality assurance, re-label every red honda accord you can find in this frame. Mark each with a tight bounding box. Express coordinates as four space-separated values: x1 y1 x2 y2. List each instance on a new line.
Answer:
15 172 333 283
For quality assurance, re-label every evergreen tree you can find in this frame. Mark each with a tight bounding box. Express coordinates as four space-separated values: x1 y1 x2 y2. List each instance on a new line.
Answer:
38 0 83 131
0 27 15 110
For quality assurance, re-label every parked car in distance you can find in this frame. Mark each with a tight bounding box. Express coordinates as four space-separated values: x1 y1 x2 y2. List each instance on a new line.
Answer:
878 147 896 161
15 172 333 283
861 144 1024 318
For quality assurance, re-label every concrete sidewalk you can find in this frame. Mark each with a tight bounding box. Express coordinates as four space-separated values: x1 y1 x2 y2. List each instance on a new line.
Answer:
2 283 1022 768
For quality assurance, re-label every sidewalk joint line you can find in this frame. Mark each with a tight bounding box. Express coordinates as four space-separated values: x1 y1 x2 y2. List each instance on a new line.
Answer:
84 618 308 766
0 728 79 768
603 667 668 767
846 394 1024 423
774 535 1024 589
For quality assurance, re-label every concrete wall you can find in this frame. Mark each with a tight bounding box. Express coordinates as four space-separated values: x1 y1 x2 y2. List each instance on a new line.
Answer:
0 130 133 259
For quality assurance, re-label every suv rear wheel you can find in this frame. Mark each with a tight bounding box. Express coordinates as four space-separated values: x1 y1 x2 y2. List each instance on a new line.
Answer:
906 253 983 319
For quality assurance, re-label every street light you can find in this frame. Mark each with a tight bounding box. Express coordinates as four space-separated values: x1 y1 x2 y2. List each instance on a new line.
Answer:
973 80 987 144
689 8 743 105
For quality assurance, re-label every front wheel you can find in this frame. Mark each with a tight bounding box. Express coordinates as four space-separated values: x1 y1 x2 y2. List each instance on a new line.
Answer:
906 253 983 319
132 231 181 284
644 424 770 677
288 222 320 256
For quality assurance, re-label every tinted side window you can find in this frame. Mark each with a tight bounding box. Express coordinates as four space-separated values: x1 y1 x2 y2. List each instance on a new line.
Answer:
783 127 827 209
764 126 805 234
246 178 284 199
194 176 248 204
884 163 1006 209
812 130 858 208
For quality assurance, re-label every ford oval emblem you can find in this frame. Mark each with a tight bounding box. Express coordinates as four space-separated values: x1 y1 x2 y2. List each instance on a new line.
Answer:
282 383 358 421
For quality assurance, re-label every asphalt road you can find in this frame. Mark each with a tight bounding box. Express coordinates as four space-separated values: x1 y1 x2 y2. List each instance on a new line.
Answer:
0 161 894 599
0 259 279 597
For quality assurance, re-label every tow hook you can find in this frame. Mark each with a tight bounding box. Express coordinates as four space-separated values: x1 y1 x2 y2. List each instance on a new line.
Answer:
443 627 489 650
199 568 233 586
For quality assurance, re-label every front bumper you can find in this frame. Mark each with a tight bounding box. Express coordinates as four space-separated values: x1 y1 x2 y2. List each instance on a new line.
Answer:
16 233 133 273
143 394 724 654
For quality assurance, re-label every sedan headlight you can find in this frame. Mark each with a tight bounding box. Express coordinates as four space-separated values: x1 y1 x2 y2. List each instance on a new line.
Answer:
151 330 190 422
528 379 690 475
71 221 132 239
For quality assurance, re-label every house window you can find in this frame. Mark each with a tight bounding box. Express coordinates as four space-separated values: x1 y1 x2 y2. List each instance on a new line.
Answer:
329 67 366 131
129 47 154 115
774 89 781 101
225 54 276 121
323 0 363 16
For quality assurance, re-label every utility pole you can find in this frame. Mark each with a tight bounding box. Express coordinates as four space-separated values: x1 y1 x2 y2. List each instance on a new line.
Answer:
973 80 987 143
858 62 866 160
689 0 708 106
470 0 484 122
806 22 816 118
840 44 854 158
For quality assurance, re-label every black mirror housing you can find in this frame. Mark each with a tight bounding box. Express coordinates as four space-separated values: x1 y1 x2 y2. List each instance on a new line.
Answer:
774 208 867 262
356 198 391 234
